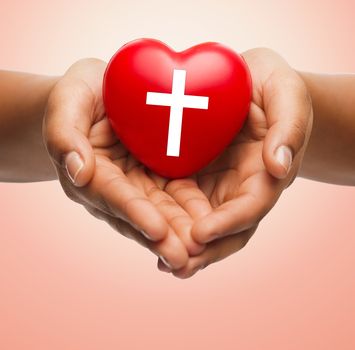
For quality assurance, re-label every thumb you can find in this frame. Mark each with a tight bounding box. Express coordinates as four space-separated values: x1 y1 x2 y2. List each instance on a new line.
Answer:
43 79 96 187
262 74 312 179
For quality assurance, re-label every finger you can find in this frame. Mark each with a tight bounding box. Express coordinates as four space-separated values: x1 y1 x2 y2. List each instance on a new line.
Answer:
85 206 188 270
153 229 189 269
146 170 212 220
165 178 213 220
84 205 147 243
157 258 173 273
262 71 312 179
128 168 205 256
43 78 98 187
89 117 119 149
191 171 281 243
172 227 256 279
89 156 169 241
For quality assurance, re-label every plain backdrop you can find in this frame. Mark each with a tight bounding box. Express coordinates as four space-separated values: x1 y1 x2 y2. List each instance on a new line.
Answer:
0 1 354 349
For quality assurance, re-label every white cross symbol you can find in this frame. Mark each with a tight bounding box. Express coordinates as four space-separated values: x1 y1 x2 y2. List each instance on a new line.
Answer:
146 69 209 157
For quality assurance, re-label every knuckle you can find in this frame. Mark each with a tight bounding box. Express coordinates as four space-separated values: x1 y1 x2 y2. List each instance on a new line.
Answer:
123 196 150 216
145 186 162 199
165 178 194 194
290 119 308 150
244 47 280 63
182 196 205 209
155 197 177 209
169 214 189 226
74 57 106 68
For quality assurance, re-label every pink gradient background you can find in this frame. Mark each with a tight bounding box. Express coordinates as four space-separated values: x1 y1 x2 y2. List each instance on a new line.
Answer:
1 1 355 349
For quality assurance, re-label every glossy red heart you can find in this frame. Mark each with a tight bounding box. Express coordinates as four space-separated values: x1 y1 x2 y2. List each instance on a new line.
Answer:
103 38 252 178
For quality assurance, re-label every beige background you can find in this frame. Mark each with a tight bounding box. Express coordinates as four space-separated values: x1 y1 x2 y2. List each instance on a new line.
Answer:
1 0 355 349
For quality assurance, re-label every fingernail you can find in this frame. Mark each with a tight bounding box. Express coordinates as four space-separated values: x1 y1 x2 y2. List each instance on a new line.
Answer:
159 255 173 269
64 151 84 185
275 145 292 174
141 230 154 241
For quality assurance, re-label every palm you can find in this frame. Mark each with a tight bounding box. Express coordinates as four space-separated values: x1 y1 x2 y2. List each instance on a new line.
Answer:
50 59 202 269
165 100 280 244
157 100 286 277
86 106 270 269
60 59 274 255
50 50 311 277
159 47 313 277
195 106 268 209
86 113 206 258
86 81 282 275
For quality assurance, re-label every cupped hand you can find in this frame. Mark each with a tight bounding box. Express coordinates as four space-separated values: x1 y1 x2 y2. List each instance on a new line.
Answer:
43 58 207 270
43 49 313 278
159 48 313 278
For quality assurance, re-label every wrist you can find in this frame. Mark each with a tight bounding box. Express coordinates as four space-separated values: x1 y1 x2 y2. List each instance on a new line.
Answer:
0 72 61 182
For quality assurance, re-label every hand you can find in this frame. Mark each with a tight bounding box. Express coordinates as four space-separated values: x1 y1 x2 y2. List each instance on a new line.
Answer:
158 48 313 278
43 58 208 270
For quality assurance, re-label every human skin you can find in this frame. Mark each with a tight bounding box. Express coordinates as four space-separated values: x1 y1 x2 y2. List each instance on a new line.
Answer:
163 48 314 277
0 49 354 278
298 72 355 185
0 71 58 181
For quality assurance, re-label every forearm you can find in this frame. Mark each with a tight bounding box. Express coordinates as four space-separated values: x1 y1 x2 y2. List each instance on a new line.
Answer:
298 72 355 185
0 71 59 182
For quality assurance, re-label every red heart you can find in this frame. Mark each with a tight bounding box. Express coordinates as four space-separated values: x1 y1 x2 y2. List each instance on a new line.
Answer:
103 38 252 178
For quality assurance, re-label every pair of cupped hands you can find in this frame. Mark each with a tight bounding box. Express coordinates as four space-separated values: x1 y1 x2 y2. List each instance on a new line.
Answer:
43 48 313 278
